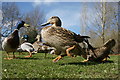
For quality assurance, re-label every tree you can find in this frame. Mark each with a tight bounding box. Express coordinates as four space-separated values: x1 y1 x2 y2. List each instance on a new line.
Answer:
88 2 118 45
80 2 118 52
2 2 20 36
20 6 45 43
80 3 89 35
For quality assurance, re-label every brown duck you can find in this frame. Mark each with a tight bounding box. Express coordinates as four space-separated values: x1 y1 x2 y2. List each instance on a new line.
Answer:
82 39 116 62
41 16 90 62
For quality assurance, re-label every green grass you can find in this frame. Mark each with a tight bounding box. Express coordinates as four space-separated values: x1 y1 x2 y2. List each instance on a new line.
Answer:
2 51 119 79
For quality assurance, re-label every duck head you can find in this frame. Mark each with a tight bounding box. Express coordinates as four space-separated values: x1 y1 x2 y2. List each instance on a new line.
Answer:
41 16 62 26
104 39 116 48
16 21 30 30
21 35 29 42
35 35 41 42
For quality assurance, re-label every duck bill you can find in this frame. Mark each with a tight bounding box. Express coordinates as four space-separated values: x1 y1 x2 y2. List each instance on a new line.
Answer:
24 23 30 28
41 22 50 26
104 39 116 47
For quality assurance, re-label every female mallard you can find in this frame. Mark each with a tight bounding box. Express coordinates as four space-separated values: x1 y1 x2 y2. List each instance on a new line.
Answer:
84 39 116 62
32 35 42 53
33 35 55 58
41 16 90 62
2 21 30 59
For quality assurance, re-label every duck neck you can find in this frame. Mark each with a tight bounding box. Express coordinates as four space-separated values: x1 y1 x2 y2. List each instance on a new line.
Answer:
11 29 19 37
16 23 23 30
56 21 61 26
37 38 40 42
52 23 61 27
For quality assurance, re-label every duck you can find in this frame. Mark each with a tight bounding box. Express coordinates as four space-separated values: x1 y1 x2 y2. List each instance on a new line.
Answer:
19 35 37 57
32 35 55 58
32 35 42 53
2 21 30 59
20 42 36 57
83 39 116 62
41 16 90 62
17 35 29 55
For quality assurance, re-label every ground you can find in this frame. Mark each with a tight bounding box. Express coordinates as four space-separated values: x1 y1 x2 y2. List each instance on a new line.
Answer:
1 51 119 79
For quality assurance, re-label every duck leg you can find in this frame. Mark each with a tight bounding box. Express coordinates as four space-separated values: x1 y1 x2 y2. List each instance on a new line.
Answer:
66 45 75 57
52 51 65 62
4 52 15 60
44 53 47 58
53 56 62 62
13 52 16 59
4 52 11 60
52 54 67 62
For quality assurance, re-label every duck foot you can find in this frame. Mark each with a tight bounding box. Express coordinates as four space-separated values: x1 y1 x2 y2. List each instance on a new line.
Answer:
53 56 62 62
102 57 108 62
4 57 19 60
82 59 89 62
4 58 13 60
24 55 32 58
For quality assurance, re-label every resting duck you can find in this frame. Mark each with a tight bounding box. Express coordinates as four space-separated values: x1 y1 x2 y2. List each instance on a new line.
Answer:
18 35 36 57
83 39 116 62
2 21 30 59
20 42 36 57
41 16 90 62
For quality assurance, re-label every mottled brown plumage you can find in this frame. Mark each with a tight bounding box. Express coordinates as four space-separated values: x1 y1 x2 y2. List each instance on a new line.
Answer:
41 16 89 62
83 39 116 62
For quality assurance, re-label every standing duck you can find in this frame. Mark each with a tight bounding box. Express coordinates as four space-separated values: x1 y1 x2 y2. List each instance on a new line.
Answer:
2 21 30 59
41 16 90 62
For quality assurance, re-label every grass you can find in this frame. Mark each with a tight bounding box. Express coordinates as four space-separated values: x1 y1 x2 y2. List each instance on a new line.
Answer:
1 51 119 79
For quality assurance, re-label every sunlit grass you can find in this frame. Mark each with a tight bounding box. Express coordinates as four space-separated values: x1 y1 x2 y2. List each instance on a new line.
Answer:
1 51 119 79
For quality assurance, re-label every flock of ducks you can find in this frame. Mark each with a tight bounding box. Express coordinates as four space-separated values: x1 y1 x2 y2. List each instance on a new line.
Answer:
2 16 116 62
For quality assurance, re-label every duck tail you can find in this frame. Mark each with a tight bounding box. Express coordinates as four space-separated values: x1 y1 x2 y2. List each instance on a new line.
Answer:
75 34 90 43
79 36 90 38
84 39 94 50
84 39 98 58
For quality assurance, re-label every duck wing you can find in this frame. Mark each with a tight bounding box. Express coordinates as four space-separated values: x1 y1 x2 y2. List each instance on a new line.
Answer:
45 26 90 42
6 30 19 49
21 42 34 52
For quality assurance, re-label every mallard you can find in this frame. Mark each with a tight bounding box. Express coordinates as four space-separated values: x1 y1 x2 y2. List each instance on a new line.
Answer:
20 42 36 57
32 35 42 52
2 21 30 59
33 35 55 58
83 39 116 62
18 35 36 57
41 16 90 62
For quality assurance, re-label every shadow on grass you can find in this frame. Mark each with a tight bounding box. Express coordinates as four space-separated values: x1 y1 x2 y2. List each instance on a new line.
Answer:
18 57 42 60
44 57 55 59
18 56 55 60
59 60 114 66
101 60 114 63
